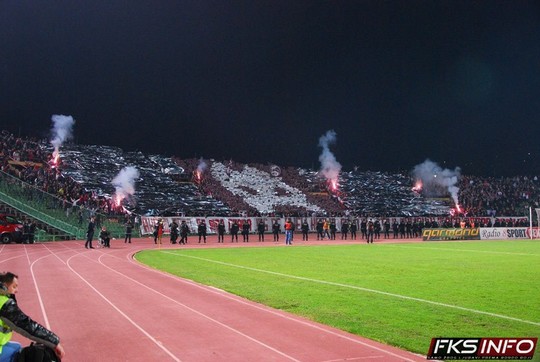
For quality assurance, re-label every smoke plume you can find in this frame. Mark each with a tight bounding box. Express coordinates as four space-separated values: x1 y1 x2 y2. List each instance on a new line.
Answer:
112 166 140 205
50 114 75 155
412 159 461 206
197 158 207 173
318 130 342 187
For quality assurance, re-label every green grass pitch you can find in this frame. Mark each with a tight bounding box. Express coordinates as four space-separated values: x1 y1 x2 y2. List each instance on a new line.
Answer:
135 240 540 358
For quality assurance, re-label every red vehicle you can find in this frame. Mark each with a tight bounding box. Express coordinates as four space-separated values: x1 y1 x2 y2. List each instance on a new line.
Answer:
0 214 24 243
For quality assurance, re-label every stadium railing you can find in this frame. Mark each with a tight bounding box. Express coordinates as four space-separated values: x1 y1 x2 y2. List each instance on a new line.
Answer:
0 170 133 240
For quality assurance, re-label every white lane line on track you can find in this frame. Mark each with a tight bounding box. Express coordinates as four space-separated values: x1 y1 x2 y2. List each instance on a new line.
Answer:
0 255 26 265
27 245 59 329
121 249 421 362
39 244 181 362
94 252 303 362
166 252 540 327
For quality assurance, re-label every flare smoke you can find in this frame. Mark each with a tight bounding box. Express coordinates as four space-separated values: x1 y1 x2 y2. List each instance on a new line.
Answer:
50 114 75 156
112 166 140 205
197 158 207 173
318 130 342 187
412 159 461 206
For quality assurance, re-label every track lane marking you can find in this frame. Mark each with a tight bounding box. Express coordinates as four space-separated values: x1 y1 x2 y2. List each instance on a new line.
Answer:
36 243 182 362
94 252 302 362
165 252 540 327
119 249 422 361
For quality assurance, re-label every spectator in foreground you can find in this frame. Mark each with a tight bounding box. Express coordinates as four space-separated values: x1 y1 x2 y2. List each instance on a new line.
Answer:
0 271 65 361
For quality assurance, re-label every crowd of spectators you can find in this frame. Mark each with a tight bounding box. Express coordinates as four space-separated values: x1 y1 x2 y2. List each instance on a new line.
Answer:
2 130 540 221
0 131 117 222
458 175 540 217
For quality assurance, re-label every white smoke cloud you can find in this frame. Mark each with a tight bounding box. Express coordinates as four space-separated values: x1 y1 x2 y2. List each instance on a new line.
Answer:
318 130 342 186
112 166 140 204
412 159 461 206
197 158 207 173
50 114 75 154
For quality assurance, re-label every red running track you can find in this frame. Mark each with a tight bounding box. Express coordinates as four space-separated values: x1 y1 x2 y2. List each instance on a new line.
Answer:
0 236 428 361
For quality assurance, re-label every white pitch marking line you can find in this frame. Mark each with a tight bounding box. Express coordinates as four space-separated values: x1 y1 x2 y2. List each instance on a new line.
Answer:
123 251 421 362
166 252 540 327
386 244 540 256
95 253 302 362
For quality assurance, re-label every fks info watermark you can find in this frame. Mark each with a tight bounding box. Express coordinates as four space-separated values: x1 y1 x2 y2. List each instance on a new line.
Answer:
427 337 537 360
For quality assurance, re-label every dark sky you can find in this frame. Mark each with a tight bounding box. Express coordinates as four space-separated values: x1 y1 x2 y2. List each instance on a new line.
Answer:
2 1 539 176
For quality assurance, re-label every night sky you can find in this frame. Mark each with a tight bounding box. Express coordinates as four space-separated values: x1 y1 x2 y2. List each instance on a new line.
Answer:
2 1 539 177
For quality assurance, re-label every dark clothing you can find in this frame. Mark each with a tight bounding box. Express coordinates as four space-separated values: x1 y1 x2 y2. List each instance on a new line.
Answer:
169 222 179 244
241 223 250 242
23 221 36 244
383 221 390 238
0 288 60 351
329 221 336 240
316 221 324 240
301 222 309 241
392 221 399 238
125 222 133 243
230 222 239 242
85 220 95 248
99 229 111 248
180 223 190 244
366 221 374 243
360 221 367 239
349 222 357 240
217 222 225 243
341 222 349 240
257 221 265 242
198 223 207 243
272 222 280 241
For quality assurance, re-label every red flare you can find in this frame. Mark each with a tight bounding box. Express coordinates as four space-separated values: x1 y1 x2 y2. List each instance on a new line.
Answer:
412 180 423 192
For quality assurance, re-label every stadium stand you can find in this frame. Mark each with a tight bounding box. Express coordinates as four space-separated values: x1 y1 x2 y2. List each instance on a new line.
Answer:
1 130 539 235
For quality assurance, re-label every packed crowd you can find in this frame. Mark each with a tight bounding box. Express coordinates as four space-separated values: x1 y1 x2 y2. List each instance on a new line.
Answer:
458 175 540 217
1 130 540 220
0 131 120 220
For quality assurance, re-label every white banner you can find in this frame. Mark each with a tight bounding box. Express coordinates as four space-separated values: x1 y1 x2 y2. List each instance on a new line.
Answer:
479 227 539 240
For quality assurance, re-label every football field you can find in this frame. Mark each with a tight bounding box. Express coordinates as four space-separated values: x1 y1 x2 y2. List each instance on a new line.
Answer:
136 240 540 358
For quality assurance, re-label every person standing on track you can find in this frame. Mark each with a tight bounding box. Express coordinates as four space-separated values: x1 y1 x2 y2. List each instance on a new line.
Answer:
349 219 357 240
230 220 239 242
217 220 226 243
272 220 281 242
323 219 330 239
329 219 337 240
301 219 309 241
169 220 179 244
241 220 250 242
179 220 190 244
124 219 133 244
197 220 207 243
156 219 164 245
0 272 65 361
85 216 95 249
366 219 374 244
341 220 349 240
257 219 265 242
316 219 324 240
284 218 294 245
